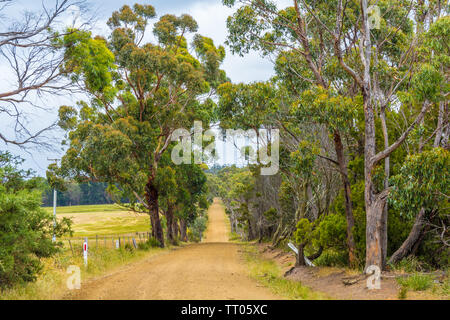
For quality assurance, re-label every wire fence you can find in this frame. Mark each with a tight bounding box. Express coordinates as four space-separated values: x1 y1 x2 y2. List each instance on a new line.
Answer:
61 231 152 255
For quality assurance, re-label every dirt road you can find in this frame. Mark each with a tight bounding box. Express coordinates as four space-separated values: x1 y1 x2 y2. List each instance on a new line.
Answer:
67 198 279 300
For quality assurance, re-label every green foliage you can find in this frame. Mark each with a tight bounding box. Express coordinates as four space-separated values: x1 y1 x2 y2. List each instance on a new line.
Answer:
0 152 72 289
314 250 349 268
294 218 313 246
242 243 328 300
315 214 347 250
62 29 116 94
398 285 408 299
219 0 450 273
217 81 278 129
292 86 359 132
138 238 161 250
397 274 434 291
389 256 430 273
187 213 208 243
263 208 278 224
56 3 224 246
389 148 449 219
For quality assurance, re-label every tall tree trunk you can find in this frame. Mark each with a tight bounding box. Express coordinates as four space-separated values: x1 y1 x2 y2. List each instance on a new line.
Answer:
433 99 446 148
165 203 174 243
388 208 427 265
306 183 319 220
172 216 179 240
146 177 165 248
180 218 188 242
333 131 357 267
295 244 306 267
360 1 388 270
362 84 388 270
271 218 282 246
247 217 254 240
380 108 390 266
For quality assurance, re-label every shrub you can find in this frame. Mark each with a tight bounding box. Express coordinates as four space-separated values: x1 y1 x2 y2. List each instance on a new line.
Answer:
138 238 161 250
188 213 208 242
389 256 429 273
314 249 349 268
0 152 72 289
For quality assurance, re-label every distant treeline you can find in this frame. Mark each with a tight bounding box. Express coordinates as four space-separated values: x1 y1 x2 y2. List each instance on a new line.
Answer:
41 181 114 207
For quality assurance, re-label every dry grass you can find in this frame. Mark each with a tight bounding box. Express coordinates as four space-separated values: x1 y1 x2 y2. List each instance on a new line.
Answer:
0 244 171 300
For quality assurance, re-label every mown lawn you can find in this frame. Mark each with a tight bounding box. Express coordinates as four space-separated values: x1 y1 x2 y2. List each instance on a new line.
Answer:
43 203 125 214
42 204 150 237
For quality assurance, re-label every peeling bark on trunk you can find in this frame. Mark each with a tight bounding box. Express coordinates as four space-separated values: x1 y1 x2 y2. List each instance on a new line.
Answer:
365 188 390 270
363 83 387 270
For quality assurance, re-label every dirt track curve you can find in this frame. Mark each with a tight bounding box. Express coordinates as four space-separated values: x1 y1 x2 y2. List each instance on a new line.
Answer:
66 198 279 300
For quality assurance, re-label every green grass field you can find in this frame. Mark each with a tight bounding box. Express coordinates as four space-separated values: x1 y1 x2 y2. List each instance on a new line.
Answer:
43 204 150 237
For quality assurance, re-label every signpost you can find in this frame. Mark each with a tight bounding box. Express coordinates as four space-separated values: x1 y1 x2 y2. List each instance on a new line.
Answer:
83 238 88 266
287 242 315 267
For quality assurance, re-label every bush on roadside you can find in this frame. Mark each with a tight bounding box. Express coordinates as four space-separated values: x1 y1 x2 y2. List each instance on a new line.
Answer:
0 152 72 289
187 212 208 243
138 238 161 250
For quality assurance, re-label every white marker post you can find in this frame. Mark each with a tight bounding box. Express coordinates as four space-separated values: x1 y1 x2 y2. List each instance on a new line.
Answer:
287 242 315 267
47 158 60 242
52 188 57 242
83 238 88 267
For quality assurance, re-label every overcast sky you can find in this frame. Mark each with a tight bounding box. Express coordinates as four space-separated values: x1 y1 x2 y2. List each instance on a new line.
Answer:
0 0 289 176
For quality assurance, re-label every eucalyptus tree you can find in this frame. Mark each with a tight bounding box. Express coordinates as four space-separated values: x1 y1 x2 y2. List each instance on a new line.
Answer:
56 4 226 247
221 0 361 265
223 0 448 269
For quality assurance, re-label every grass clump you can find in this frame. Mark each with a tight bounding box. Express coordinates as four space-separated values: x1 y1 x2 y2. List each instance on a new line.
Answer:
241 244 328 300
397 273 434 291
398 285 408 299
389 256 429 273
137 238 161 250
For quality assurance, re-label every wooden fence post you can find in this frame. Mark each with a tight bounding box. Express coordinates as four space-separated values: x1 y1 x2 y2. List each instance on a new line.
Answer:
68 239 74 256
